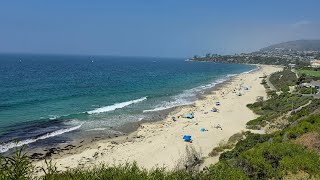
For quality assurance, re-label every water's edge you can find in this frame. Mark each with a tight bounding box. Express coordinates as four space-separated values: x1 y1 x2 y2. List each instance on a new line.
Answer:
24 65 259 160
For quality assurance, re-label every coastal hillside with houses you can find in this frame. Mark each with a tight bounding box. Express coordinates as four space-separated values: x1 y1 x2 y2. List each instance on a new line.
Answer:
189 40 320 67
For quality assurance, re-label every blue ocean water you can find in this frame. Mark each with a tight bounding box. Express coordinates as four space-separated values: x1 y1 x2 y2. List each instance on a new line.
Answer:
0 54 255 152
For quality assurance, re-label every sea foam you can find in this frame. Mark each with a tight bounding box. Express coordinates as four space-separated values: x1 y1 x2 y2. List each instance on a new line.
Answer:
143 73 240 113
87 97 147 114
0 124 82 153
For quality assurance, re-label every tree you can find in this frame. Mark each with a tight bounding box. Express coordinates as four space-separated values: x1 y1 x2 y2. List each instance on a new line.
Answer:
296 73 306 85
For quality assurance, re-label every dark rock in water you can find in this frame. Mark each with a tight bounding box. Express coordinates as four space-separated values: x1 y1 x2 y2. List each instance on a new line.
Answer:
80 140 84 143
64 144 76 150
43 147 60 158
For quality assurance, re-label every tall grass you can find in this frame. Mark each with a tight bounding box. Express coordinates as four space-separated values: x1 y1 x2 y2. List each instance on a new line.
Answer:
0 145 34 180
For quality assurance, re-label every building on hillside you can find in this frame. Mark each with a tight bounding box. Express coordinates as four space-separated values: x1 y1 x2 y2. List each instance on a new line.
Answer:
310 80 320 90
311 60 320 68
301 80 320 94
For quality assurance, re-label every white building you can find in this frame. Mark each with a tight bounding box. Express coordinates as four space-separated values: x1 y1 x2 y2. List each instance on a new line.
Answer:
311 60 320 68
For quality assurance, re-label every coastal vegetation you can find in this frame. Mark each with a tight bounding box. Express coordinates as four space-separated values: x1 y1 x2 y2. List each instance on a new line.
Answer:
0 146 34 180
268 68 297 91
217 114 320 179
246 93 311 129
208 132 244 157
245 67 320 130
298 87 317 94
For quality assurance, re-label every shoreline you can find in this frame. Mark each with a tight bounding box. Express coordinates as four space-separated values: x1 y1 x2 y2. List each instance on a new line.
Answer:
33 64 282 173
17 65 256 159
25 66 254 160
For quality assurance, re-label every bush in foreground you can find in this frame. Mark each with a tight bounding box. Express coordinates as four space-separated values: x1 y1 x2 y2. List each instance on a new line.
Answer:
0 146 34 180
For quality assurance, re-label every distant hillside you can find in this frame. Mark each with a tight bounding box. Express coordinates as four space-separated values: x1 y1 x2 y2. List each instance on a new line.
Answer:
261 40 320 51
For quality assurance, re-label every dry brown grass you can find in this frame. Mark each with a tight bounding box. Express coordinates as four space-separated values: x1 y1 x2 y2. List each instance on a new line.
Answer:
227 132 244 144
294 132 320 153
283 171 319 180
208 132 244 158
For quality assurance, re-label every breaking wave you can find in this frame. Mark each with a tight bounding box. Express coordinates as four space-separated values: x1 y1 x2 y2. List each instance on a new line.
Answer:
142 68 256 113
0 124 82 153
87 97 148 114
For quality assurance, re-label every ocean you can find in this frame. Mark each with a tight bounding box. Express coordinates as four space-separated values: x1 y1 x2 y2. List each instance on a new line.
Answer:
0 54 255 153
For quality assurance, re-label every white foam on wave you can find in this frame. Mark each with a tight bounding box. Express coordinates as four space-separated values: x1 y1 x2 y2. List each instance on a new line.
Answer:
143 71 248 113
226 74 237 78
86 128 107 131
87 97 148 115
142 90 198 113
48 115 59 120
241 66 259 74
143 106 173 113
0 124 82 153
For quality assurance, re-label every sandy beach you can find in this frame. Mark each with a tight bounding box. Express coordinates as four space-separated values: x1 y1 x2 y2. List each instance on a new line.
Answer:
34 65 282 172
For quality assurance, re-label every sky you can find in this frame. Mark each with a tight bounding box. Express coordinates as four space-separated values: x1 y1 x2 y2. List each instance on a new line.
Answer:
0 0 320 57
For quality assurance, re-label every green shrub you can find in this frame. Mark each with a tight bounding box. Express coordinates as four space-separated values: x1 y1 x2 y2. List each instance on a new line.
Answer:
237 142 320 179
0 145 34 180
287 121 314 139
299 87 317 94
205 162 248 180
269 69 297 91
285 115 320 139
219 132 271 161
208 141 235 157
217 113 320 179
246 92 311 128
